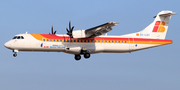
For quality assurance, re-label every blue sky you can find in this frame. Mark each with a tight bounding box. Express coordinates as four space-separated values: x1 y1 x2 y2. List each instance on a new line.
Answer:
1 0 180 90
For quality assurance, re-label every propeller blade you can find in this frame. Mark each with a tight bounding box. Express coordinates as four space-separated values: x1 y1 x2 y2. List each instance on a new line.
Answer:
66 21 74 38
51 25 53 34
71 26 74 32
69 21 71 31
66 28 69 32
53 31 57 34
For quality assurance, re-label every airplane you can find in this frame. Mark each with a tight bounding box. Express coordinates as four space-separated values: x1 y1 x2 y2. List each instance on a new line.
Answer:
4 10 177 61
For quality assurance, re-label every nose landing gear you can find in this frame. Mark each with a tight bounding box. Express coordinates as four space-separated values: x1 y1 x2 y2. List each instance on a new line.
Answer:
13 53 17 57
13 49 18 57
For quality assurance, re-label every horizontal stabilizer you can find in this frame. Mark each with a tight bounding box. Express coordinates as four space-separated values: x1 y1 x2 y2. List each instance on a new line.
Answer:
154 11 177 18
159 12 177 16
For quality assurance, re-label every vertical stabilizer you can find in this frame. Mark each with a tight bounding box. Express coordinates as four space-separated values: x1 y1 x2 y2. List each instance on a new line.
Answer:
121 10 177 39
139 10 177 39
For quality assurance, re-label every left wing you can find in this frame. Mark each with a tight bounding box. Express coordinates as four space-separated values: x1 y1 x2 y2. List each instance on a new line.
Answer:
72 22 119 38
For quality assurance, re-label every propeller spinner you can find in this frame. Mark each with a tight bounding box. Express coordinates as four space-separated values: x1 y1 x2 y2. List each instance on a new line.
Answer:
66 21 74 38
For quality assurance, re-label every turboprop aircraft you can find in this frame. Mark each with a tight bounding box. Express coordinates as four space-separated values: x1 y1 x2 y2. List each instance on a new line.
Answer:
4 10 177 60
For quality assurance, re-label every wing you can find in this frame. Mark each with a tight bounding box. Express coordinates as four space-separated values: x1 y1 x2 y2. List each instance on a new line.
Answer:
85 22 119 37
72 22 119 38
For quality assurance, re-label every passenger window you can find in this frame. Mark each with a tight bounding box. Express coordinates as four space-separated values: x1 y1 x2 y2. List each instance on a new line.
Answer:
105 40 107 43
118 41 120 43
112 41 114 43
77 40 79 42
98 40 100 43
67 40 69 42
125 41 127 43
57 39 59 42
50 39 52 42
81 40 83 42
64 40 66 42
74 40 76 42
47 39 49 42
115 41 117 43
109 40 110 43
54 39 56 42
60 39 62 42
84 40 86 43
122 41 123 43
43 39 45 41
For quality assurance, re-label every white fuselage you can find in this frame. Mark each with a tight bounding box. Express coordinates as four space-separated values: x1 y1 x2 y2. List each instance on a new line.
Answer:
4 34 172 55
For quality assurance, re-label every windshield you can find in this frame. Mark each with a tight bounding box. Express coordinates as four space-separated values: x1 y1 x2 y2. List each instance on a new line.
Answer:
12 36 17 39
12 36 24 39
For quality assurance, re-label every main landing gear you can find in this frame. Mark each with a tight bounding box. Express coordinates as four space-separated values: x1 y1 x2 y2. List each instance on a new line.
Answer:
74 50 91 61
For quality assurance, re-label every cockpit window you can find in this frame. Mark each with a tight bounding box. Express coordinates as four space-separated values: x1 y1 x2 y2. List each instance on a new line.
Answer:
12 36 24 39
17 36 21 39
12 36 17 39
21 36 24 39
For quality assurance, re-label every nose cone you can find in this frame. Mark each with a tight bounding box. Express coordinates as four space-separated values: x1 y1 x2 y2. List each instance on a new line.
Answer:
4 41 11 49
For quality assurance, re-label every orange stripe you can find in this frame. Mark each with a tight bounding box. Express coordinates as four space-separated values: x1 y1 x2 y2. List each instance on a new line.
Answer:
31 34 44 41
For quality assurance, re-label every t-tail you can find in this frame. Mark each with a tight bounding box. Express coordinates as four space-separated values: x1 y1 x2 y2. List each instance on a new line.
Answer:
122 10 177 39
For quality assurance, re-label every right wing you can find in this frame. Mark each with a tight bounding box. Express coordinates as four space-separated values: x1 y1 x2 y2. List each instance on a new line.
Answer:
85 22 119 37
72 22 119 38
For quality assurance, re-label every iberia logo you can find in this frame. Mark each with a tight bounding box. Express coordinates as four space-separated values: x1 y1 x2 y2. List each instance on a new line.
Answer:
152 21 166 33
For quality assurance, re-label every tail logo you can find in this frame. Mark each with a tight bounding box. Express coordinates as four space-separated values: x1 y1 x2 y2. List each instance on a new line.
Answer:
152 21 166 33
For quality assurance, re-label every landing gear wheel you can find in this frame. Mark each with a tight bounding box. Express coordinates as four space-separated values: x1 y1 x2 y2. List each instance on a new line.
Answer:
84 53 90 59
75 55 81 61
13 53 17 57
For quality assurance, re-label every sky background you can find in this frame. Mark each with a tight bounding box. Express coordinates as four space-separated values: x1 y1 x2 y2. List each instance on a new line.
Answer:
1 0 180 90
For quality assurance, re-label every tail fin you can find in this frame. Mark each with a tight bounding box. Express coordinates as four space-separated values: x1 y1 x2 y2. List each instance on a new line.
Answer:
122 10 177 39
139 10 177 39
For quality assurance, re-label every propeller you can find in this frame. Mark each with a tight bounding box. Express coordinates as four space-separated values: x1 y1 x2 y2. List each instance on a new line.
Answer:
66 21 74 38
49 25 57 34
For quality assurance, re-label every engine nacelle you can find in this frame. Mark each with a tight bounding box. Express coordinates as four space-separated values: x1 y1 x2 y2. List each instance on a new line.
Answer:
72 30 90 38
